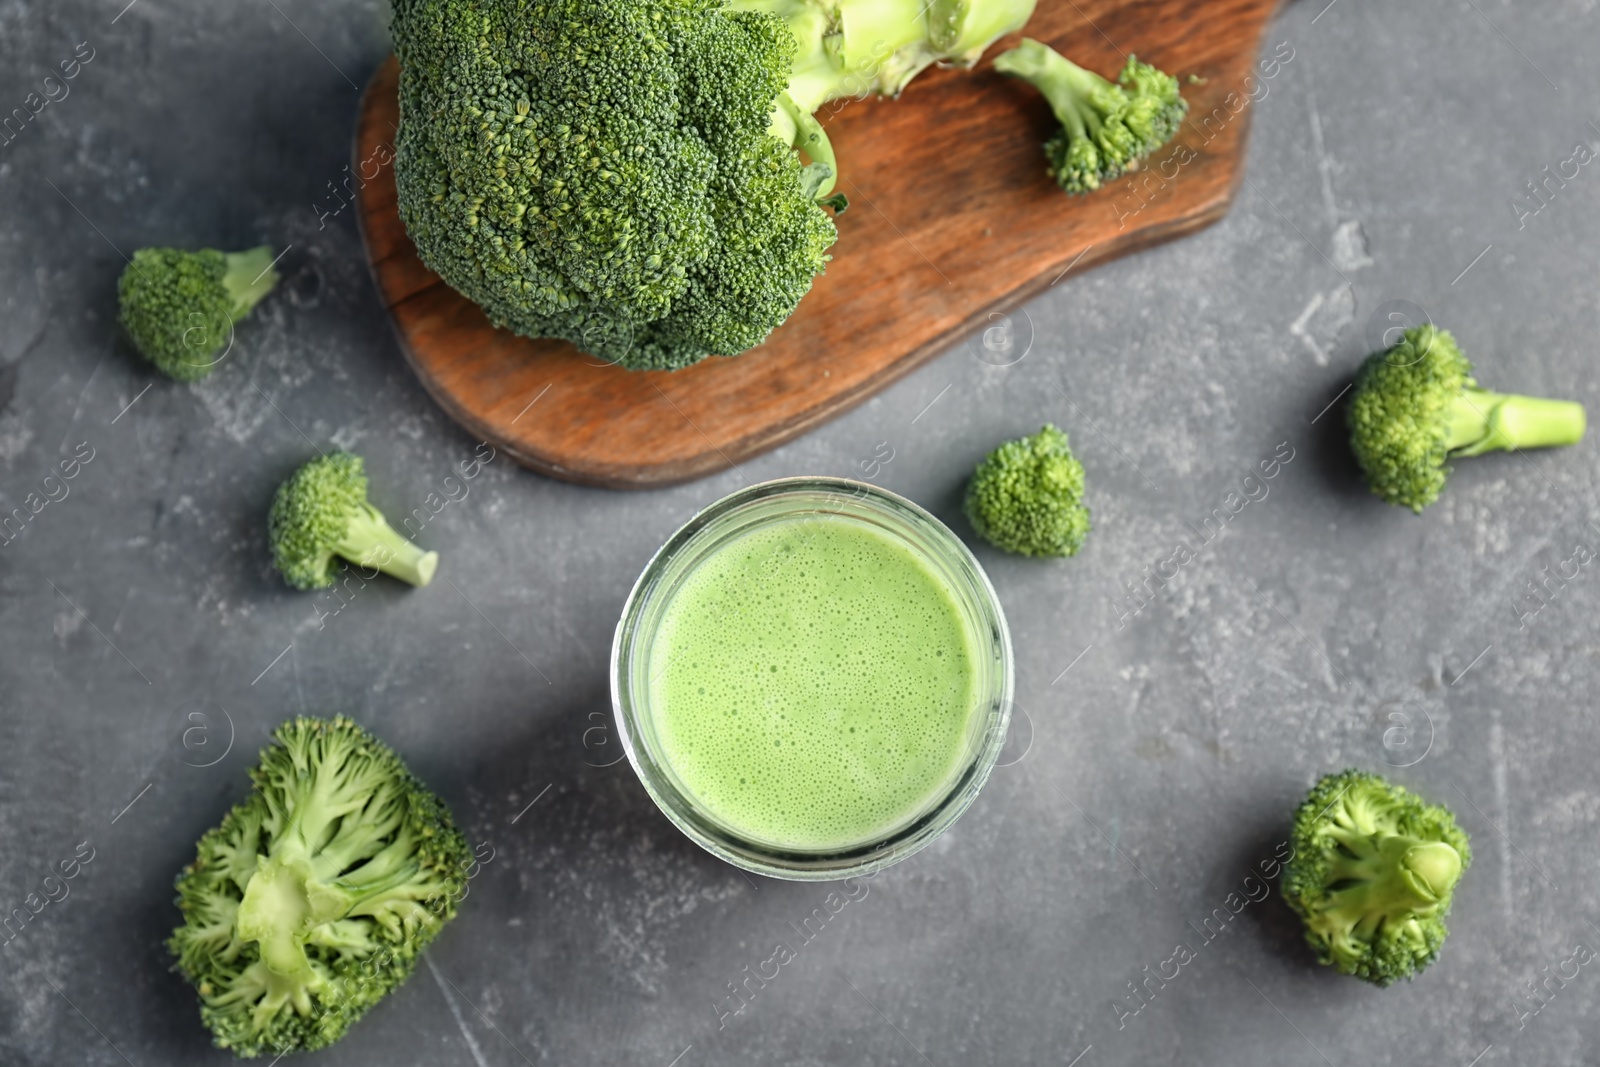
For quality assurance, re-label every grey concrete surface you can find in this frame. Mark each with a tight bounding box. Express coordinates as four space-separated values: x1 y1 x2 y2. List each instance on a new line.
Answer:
2 0 1599 1064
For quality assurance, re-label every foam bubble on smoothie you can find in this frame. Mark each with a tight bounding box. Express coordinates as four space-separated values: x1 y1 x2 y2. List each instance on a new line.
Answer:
648 515 981 851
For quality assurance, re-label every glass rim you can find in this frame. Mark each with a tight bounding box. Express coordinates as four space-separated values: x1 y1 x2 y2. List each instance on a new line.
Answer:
609 476 1013 881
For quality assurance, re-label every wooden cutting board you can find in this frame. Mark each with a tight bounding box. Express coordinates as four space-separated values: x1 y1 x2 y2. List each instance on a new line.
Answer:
355 0 1280 488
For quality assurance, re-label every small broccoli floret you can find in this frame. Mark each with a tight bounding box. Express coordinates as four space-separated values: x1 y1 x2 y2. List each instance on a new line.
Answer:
117 246 278 381
169 716 472 1057
965 424 1090 557
994 39 1187 195
268 452 438 591
1348 325 1586 512
1282 770 1470 986
391 0 1034 371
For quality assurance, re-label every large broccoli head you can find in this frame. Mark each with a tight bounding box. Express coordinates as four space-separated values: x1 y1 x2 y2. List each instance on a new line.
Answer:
391 0 1037 370
1347 325 1585 512
964 424 1091 557
1282 769 1470 986
391 0 837 371
117 246 278 381
169 716 472 1057
269 452 438 591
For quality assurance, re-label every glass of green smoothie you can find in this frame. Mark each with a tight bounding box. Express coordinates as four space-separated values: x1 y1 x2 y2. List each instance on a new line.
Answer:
612 477 1013 880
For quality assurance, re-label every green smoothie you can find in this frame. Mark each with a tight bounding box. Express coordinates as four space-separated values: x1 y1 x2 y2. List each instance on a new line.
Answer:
647 514 983 851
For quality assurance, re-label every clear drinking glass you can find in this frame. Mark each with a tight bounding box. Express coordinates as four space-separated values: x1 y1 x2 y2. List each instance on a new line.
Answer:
611 477 1013 880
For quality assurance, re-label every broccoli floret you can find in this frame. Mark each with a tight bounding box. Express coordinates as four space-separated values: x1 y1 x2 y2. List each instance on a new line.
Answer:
117 246 278 381
169 716 471 1057
965 424 1090 557
1348 325 1586 512
268 452 438 590
1282 770 1470 986
994 39 1187 195
390 0 1034 371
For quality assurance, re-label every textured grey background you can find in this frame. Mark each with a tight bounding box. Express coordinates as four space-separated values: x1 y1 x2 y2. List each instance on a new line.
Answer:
2 0 1598 1064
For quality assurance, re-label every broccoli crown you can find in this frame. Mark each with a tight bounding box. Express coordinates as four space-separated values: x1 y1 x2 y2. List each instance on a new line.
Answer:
994 40 1187 195
1346 326 1473 512
964 424 1091 557
270 452 370 590
117 246 278 381
1282 769 1470 986
391 0 836 371
269 452 438 591
168 716 472 1057
1347 325 1587 512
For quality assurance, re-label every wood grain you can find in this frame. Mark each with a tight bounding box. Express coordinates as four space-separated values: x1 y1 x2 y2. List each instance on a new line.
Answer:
355 0 1280 488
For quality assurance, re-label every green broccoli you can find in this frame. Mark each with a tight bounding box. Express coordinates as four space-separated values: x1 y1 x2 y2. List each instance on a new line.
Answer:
965 424 1090 557
729 0 1039 197
993 39 1187 195
390 0 1035 371
1348 325 1586 512
1282 770 1470 986
169 716 472 1057
269 452 438 590
117 246 278 381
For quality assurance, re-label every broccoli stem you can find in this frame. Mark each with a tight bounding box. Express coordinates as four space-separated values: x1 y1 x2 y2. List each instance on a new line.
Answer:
1401 841 1466 900
1446 389 1587 456
236 853 326 982
337 502 439 587
928 0 1036 56
740 0 1036 193
221 246 280 322
992 38 1110 144
1324 830 1463 939
828 0 936 72
779 94 840 189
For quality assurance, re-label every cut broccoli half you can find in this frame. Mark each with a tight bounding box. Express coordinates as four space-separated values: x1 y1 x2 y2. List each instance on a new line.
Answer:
168 715 472 1057
1282 770 1470 986
1347 325 1586 512
994 39 1187 195
965 424 1090 557
117 246 278 381
269 452 438 591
